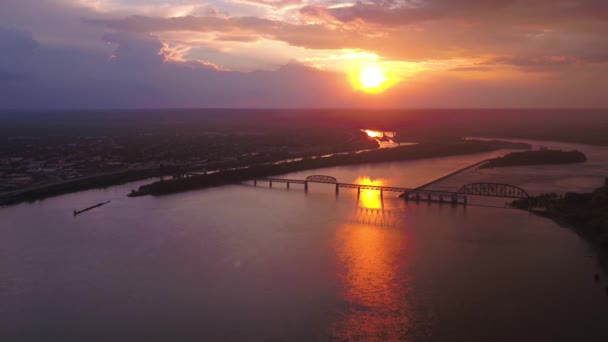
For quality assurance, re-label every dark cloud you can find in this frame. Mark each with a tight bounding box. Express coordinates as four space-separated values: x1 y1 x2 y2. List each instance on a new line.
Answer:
0 70 32 81
0 28 356 109
103 32 167 68
305 0 608 26
0 27 39 83
0 27 38 63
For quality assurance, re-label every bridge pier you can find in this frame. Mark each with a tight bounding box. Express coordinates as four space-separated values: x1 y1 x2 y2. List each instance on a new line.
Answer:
380 190 383 199
254 179 257 186
335 183 339 196
269 180 272 188
304 181 308 192
287 182 290 190
357 187 361 198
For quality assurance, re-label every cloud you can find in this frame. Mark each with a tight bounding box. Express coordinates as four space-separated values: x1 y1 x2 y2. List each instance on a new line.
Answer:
448 66 491 72
0 27 38 66
237 0 303 9
0 27 358 109
82 0 608 66
214 34 260 43
0 70 32 82
2 0 608 108
0 27 39 82
102 32 167 67
303 0 608 26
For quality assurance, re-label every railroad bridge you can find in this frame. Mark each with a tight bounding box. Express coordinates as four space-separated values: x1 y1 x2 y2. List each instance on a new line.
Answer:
253 174 529 206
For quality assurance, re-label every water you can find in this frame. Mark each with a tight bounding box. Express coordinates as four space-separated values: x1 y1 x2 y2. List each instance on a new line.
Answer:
362 129 402 148
2 142 608 341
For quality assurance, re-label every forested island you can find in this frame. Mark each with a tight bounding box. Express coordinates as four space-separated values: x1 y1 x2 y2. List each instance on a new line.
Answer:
480 149 587 169
129 140 530 197
511 180 608 256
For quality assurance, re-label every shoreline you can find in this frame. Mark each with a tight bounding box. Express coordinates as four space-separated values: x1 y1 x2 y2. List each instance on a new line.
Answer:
0 139 531 206
0 167 173 207
511 185 608 273
129 140 529 198
530 210 608 275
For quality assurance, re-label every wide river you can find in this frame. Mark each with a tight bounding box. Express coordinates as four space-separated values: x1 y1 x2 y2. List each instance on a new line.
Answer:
2 139 608 341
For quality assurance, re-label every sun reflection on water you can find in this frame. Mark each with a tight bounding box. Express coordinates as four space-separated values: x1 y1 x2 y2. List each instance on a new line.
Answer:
332 223 413 340
328 177 422 339
363 129 383 138
355 176 385 210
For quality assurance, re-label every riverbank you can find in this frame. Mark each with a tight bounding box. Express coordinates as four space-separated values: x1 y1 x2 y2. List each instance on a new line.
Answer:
130 140 530 197
480 149 587 169
511 183 608 262
0 166 174 206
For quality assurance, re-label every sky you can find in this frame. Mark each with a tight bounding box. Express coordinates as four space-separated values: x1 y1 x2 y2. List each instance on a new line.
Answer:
1 0 607 109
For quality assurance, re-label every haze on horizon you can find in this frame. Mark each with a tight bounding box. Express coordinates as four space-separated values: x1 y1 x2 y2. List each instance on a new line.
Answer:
1 0 608 109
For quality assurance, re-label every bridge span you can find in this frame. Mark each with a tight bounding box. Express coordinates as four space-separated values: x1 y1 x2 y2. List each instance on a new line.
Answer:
254 174 529 206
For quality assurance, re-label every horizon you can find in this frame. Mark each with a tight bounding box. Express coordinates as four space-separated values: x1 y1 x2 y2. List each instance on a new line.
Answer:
1 107 608 112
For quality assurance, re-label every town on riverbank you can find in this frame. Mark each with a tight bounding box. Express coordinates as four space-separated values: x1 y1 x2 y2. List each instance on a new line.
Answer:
2 109 606 206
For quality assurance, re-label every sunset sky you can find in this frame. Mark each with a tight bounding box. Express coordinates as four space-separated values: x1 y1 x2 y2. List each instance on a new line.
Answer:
1 0 607 108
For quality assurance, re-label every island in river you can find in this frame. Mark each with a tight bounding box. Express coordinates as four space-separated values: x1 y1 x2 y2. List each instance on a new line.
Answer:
480 149 587 169
129 139 530 197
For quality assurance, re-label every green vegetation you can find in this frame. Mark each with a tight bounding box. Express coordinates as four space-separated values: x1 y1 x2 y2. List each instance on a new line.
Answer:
480 149 586 169
130 140 526 197
511 181 608 255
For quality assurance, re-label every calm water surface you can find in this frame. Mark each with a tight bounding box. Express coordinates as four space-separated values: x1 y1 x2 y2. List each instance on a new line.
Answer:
2 143 608 341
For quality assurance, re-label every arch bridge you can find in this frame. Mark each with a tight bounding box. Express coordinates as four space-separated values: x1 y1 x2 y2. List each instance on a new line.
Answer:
457 183 530 199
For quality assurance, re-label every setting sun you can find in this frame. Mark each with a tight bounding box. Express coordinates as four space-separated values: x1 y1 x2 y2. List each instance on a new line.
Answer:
351 63 394 94
359 66 387 89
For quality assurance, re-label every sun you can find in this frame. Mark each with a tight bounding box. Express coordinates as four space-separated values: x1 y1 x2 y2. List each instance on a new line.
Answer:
353 64 391 93
359 66 386 88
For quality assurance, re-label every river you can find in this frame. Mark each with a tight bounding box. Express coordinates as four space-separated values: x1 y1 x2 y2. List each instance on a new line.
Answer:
1 139 608 341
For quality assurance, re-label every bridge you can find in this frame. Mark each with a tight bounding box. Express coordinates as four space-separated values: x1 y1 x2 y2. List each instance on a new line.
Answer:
253 174 529 206
457 183 530 198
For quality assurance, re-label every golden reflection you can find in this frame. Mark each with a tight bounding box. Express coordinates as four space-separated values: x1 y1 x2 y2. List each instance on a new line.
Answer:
332 223 411 339
363 129 382 138
355 176 384 209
